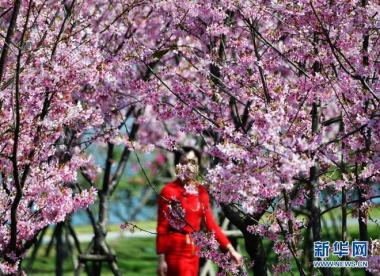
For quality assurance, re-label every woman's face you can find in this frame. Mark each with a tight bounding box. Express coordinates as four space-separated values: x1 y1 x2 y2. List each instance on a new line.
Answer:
176 151 199 181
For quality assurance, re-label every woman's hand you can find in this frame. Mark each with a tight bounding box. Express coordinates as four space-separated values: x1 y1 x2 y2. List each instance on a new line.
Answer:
226 244 243 266
157 254 168 276
230 249 243 266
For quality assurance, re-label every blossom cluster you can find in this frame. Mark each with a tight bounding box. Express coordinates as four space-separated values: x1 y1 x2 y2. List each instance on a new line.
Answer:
191 231 246 275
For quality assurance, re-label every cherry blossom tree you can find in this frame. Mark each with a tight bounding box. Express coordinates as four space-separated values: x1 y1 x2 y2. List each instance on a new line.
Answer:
118 0 379 274
0 0 144 273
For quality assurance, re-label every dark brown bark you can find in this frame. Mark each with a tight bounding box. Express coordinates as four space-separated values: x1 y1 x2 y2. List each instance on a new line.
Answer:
8 1 33 257
99 143 114 235
0 0 21 83
75 122 141 276
221 204 268 276
309 103 333 276
341 186 347 276
356 164 373 276
55 222 64 276
340 117 347 276
26 227 48 272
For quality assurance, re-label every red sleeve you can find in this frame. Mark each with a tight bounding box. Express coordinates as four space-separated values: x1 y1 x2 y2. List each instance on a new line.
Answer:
156 185 172 254
200 188 231 250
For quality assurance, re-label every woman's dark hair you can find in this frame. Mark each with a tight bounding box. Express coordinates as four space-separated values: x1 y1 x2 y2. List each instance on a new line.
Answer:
174 146 201 166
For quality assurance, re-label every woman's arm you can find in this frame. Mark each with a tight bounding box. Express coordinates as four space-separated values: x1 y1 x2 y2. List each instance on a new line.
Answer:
200 188 242 265
200 188 230 249
156 186 171 254
157 254 167 276
156 185 173 276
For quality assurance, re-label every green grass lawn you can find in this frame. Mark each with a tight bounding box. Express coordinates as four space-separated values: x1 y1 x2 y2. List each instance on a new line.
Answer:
24 237 158 276
22 205 379 275
23 235 376 276
261 224 379 276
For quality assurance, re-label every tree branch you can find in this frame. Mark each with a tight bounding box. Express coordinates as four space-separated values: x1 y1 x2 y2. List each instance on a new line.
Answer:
0 0 21 84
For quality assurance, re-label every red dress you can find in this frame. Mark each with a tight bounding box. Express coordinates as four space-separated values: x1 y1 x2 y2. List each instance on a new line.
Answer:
156 179 230 276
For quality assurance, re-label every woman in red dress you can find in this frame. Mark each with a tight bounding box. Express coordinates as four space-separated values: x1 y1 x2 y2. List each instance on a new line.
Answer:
156 148 242 276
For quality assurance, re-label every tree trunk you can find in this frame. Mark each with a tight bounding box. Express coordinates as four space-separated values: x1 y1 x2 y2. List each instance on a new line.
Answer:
356 165 372 276
221 204 268 276
309 103 333 276
55 222 64 276
26 227 48 272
